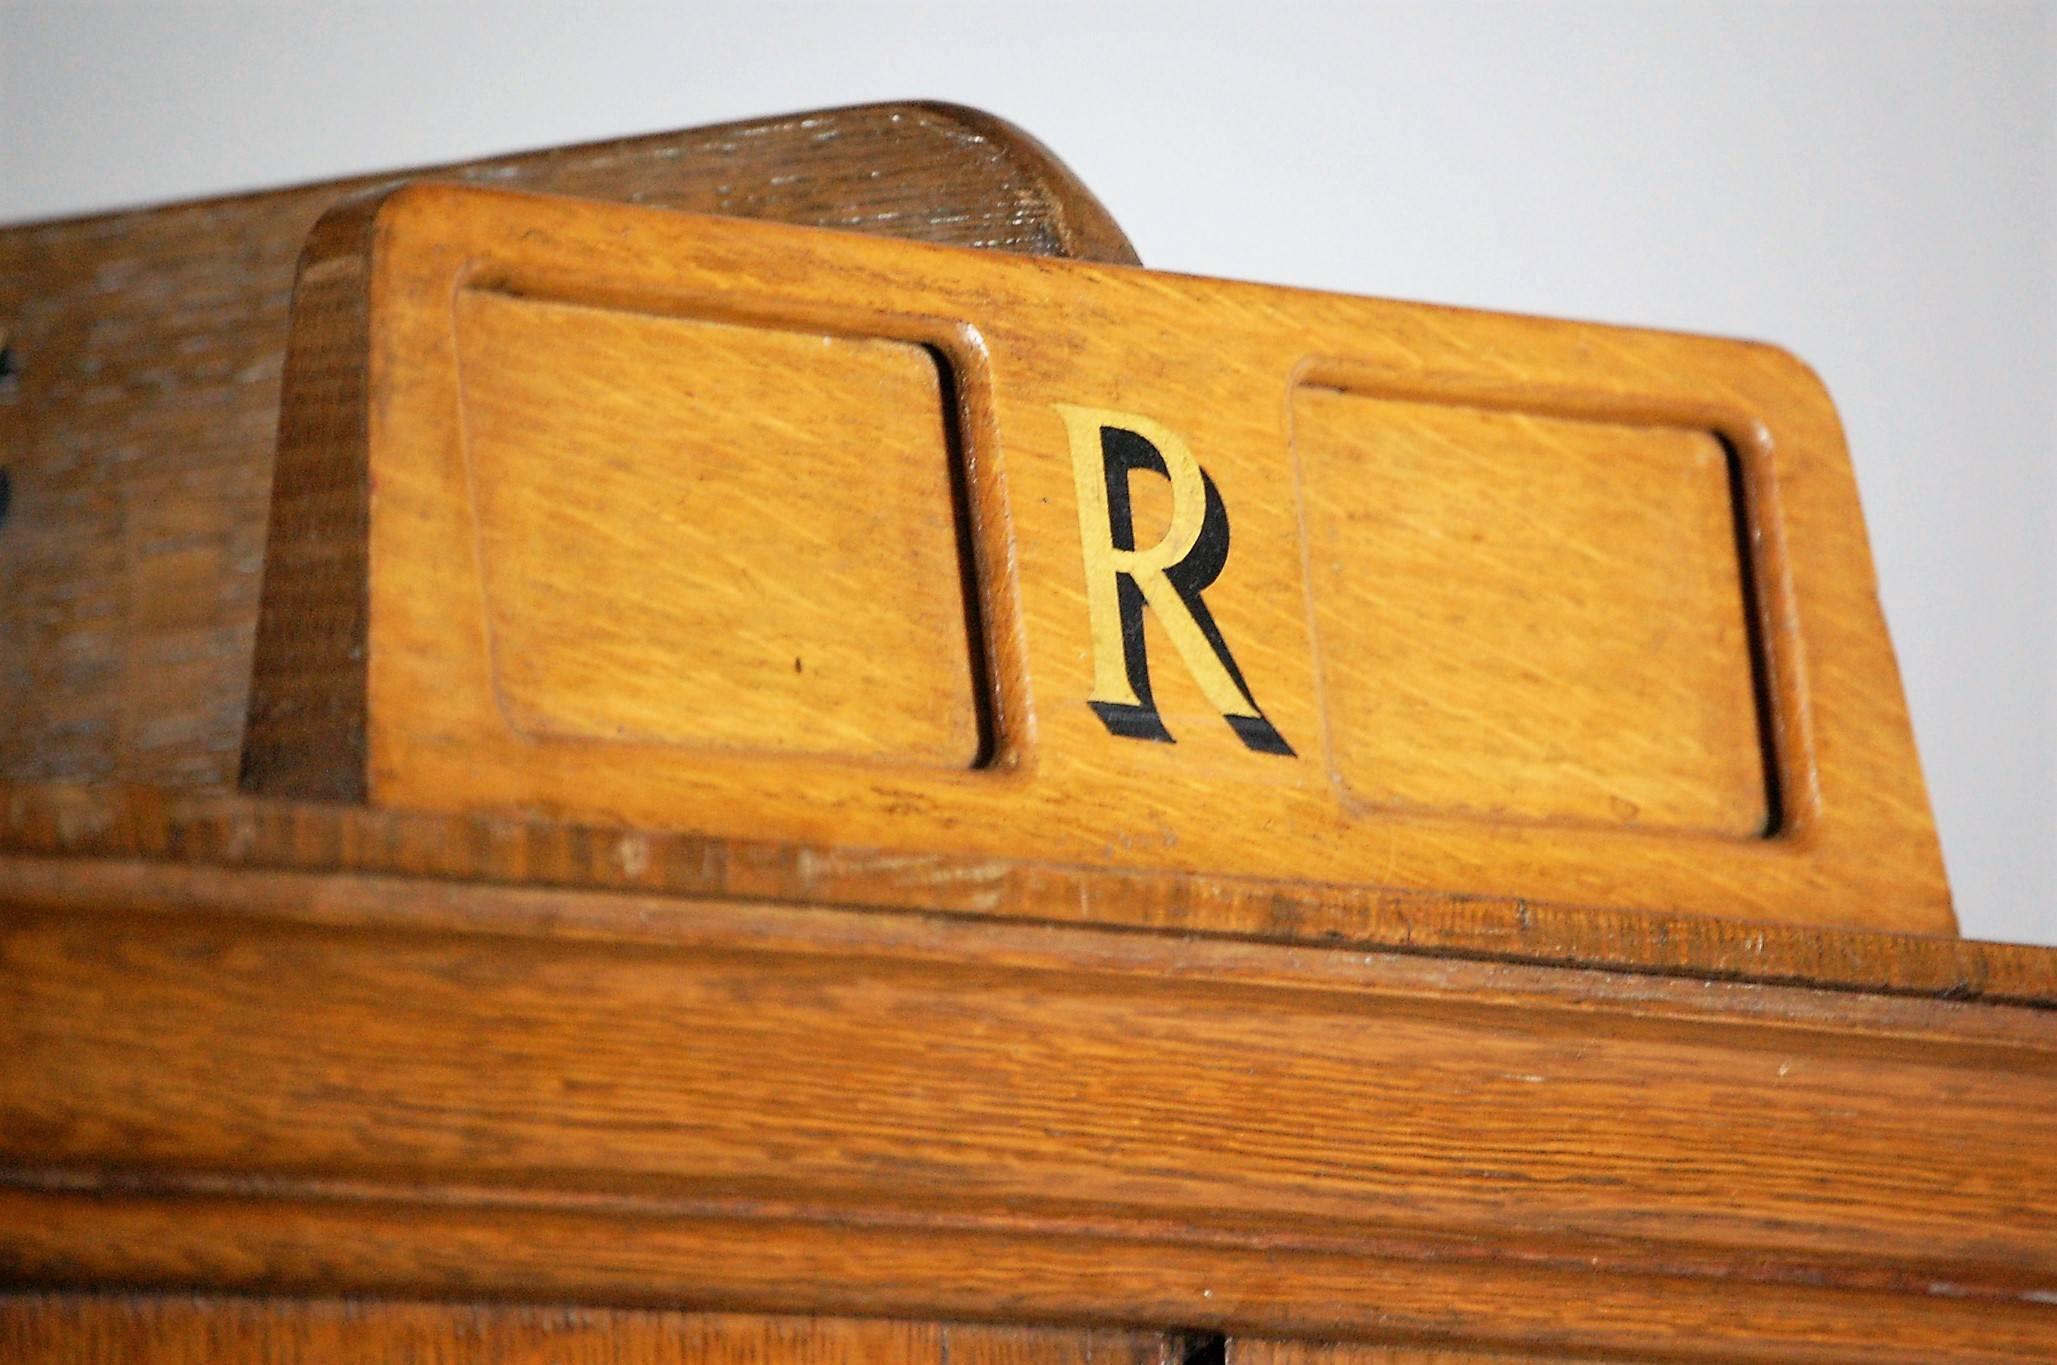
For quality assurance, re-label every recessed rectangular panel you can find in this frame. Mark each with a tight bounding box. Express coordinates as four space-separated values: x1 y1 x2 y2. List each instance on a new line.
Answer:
1295 388 1768 836
452 290 985 768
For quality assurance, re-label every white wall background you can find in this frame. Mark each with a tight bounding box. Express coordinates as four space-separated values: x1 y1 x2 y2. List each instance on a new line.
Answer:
4 1 2051 945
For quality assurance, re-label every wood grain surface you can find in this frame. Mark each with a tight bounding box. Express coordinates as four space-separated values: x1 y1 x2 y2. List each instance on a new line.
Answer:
2 831 2049 1003
0 101 1134 790
3 863 2052 1361
1233 1344 1528 1365
1296 393 1766 836
243 182 1946 932
454 292 985 764
0 1294 1174 1364
7 107 2049 1365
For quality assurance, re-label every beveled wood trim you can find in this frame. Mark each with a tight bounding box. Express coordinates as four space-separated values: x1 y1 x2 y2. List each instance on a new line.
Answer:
2 803 2050 1006
9 1194 2051 1361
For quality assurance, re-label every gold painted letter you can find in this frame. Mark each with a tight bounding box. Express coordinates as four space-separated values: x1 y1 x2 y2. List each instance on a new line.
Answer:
1058 405 1292 755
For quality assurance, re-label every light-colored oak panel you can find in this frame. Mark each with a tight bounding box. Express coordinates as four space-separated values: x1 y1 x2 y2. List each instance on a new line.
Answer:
1296 388 1766 835
453 288 984 766
243 183 1952 931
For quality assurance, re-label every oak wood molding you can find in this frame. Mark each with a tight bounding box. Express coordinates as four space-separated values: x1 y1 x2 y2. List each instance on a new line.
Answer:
0 1294 1175 1364
1236 1344 1530 1365
3 859 2052 1360
0 101 1135 792
1 812 2049 1007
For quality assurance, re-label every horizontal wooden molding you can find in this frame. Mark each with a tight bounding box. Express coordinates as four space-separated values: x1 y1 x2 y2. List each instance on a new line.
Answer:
0 1293 1174 1365
2 864 2051 1359
2 812 2050 1006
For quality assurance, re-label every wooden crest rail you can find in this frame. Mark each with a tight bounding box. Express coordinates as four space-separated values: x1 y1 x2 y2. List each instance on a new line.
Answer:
242 182 1943 932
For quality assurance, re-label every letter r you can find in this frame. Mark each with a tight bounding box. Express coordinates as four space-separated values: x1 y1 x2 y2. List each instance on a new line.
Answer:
1057 405 1293 756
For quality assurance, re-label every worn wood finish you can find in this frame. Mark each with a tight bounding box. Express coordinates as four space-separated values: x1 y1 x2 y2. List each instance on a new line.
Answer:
0 1294 1174 1364
3 863 2052 1361
242 183 1945 932
0 101 1136 790
1232 1344 1529 1364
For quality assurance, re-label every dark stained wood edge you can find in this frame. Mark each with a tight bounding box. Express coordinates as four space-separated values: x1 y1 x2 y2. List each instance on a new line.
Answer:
910 102 1141 264
0 103 1139 266
4 876 2053 1360
0 793 2050 1006
237 196 382 801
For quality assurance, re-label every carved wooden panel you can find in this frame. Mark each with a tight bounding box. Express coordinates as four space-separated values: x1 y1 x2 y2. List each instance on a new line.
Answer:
241 183 1946 931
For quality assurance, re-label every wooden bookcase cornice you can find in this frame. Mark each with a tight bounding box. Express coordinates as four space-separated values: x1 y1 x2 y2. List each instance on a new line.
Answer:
2 102 2050 1362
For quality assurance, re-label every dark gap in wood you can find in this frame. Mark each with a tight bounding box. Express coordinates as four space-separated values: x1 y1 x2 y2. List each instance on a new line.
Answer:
929 341 999 770
1719 431 1786 838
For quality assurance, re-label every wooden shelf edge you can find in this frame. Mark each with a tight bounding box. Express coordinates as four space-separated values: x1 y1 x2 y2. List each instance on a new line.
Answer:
3 863 2054 1359
1 788 2049 1005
